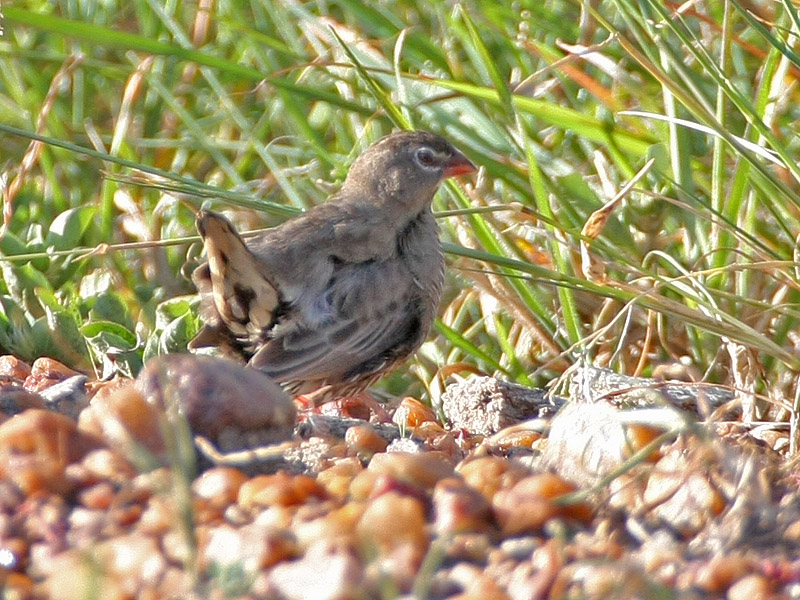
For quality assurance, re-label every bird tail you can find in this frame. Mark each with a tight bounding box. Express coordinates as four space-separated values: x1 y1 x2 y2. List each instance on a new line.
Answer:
189 210 279 358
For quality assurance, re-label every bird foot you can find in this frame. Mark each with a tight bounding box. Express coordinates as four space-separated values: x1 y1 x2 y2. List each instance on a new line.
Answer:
295 391 392 423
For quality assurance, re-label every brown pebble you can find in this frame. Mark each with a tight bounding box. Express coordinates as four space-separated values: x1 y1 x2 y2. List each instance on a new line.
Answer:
136 354 296 451
457 456 530 502
0 570 34 597
137 495 176 535
645 449 727 536
348 467 380 501
392 397 437 428
0 409 102 495
447 563 511 600
202 522 298 571
79 385 166 457
0 537 29 571
268 540 363 600
345 424 388 458
85 375 133 402
102 533 167 594
0 388 46 422
111 502 144 528
489 428 542 451
411 420 460 455
367 451 454 491
192 467 248 524
432 477 492 535
293 503 365 551
356 491 428 556
317 457 364 500
695 554 754 593
78 482 115 510
80 449 138 484
726 573 772 600
153 567 195 599
492 473 592 535
192 466 249 509
578 562 653 598
238 472 327 509
625 424 662 461
0 356 32 380
161 528 193 565
23 358 81 393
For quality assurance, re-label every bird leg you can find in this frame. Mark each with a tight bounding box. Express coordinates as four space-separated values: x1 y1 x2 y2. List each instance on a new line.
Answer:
295 390 393 422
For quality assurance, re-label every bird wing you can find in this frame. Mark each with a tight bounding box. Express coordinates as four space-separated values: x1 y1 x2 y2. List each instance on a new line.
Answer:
248 259 425 385
192 210 280 351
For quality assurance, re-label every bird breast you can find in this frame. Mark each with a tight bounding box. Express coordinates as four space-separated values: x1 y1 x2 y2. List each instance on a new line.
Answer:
395 209 445 318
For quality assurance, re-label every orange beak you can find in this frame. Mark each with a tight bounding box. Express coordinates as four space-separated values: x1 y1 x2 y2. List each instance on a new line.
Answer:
442 150 477 178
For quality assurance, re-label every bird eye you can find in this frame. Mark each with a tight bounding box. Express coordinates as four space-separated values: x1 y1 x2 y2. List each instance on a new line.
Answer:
414 147 438 168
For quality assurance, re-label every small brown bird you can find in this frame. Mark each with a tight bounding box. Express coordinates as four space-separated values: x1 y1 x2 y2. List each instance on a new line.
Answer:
190 131 476 405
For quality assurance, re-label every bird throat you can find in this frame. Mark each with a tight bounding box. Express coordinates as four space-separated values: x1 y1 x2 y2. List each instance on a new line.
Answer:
396 208 436 256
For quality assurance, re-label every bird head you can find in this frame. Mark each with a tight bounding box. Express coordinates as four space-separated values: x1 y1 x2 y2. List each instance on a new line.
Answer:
340 131 476 214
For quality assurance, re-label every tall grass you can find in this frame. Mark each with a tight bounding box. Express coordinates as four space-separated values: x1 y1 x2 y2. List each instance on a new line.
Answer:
2 0 800 421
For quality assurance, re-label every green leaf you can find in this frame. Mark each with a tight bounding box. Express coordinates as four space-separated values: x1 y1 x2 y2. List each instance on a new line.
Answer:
330 28 411 130
33 288 61 313
2 8 373 114
79 269 116 299
154 296 201 329
142 334 159 366
82 321 142 378
158 313 198 355
46 206 96 251
459 8 513 113
89 293 133 329
31 308 90 369
0 229 34 258
81 321 138 347
0 261 51 310
426 78 655 155
0 296 35 358
435 319 508 375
